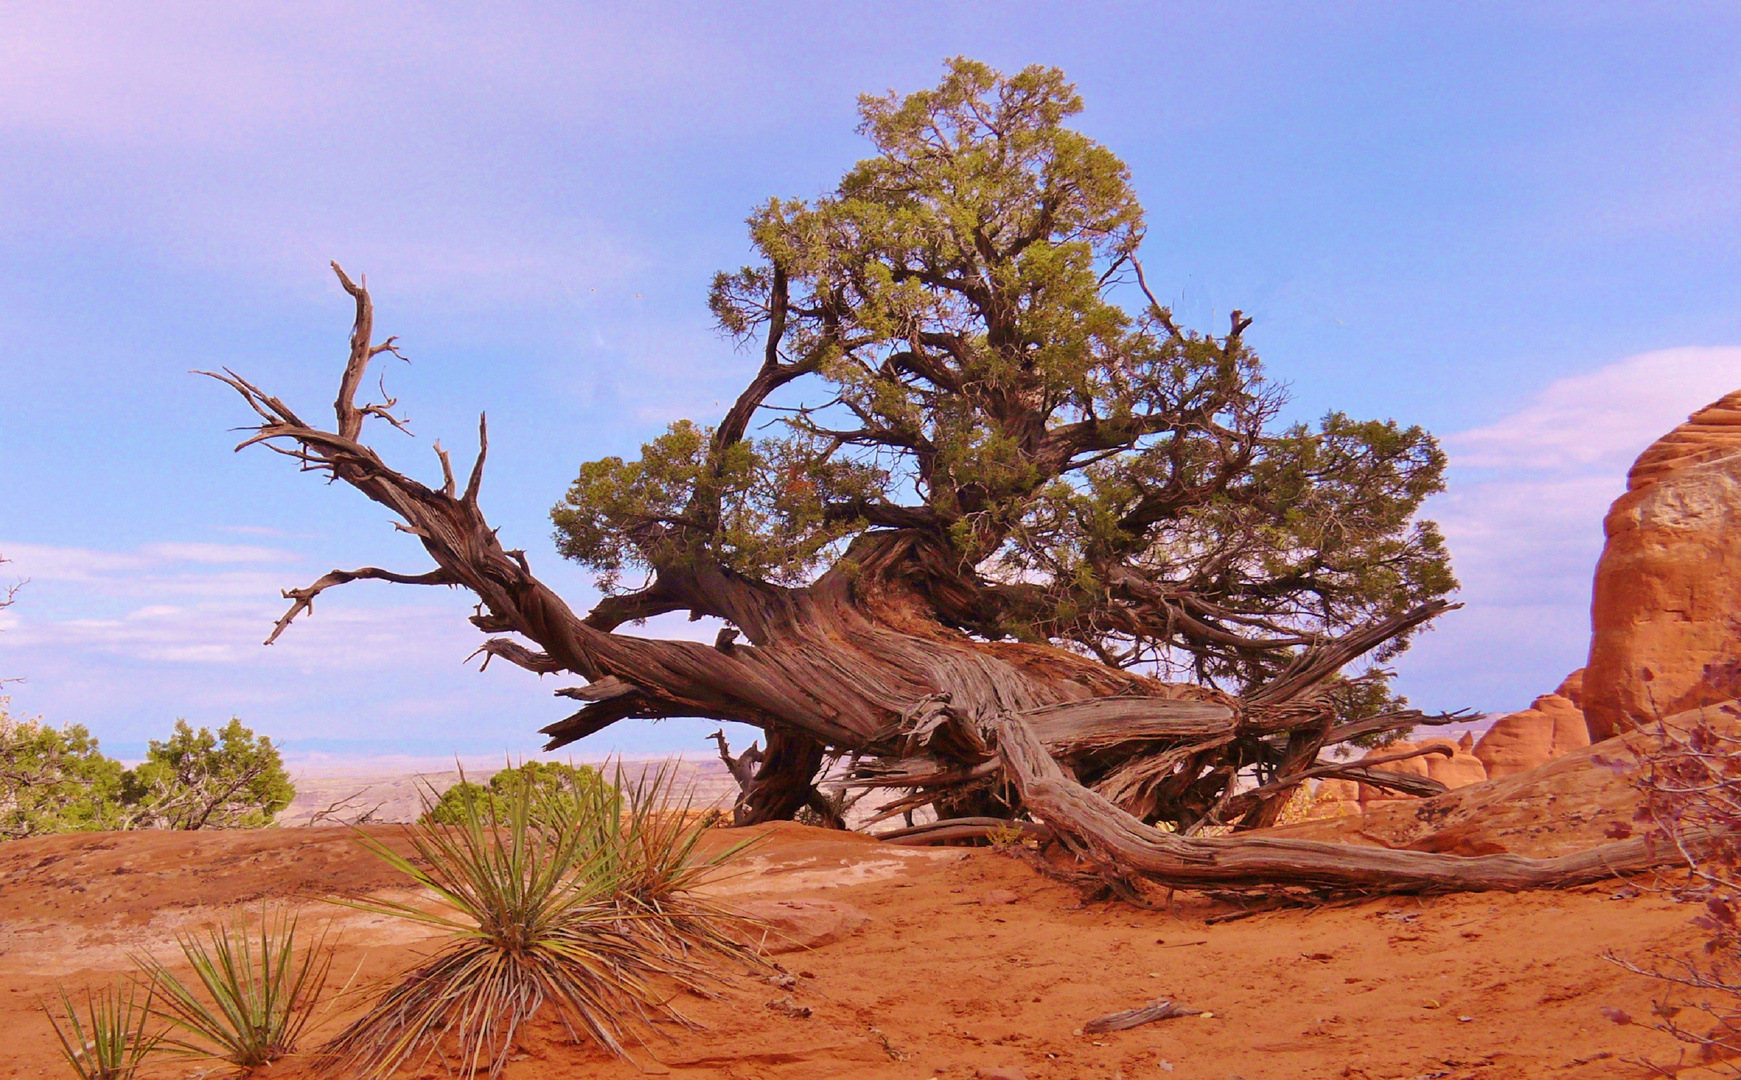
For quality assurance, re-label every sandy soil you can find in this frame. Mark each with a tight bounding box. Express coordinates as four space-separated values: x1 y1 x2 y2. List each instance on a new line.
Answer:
0 746 1720 1080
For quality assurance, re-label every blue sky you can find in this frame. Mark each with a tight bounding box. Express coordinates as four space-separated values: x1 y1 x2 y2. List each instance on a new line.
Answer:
3 2 1740 765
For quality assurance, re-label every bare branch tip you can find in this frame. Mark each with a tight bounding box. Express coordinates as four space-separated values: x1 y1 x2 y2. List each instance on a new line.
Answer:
330 261 361 296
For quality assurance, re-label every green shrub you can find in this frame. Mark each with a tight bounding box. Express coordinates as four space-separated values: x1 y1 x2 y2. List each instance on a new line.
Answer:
137 907 334 1068
0 712 293 839
550 761 761 963
421 760 608 827
325 761 753 1077
120 718 294 830
0 704 127 840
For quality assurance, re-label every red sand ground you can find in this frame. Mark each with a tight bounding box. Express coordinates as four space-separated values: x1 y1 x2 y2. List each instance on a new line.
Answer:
0 743 1721 1080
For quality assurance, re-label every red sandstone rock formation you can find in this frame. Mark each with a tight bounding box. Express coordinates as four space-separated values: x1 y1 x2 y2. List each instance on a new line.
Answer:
1555 669 1584 710
1584 390 1741 740
1423 737 1490 789
1354 740 1433 806
1472 689 1591 779
1351 738 1489 808
1314 777 1363 817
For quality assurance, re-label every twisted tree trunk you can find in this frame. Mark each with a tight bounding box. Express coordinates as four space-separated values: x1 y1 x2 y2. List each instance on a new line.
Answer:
205 265 1684 898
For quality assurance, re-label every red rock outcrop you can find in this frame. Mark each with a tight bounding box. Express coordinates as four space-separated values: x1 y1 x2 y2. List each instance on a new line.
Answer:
1353 738 1487 806
1312 777 1363 818
1354 740 1433 806
1422 737 1490 789
1473 687 1591 779
1584 390 1741 740
734 898 871 953
1555 669 1585 710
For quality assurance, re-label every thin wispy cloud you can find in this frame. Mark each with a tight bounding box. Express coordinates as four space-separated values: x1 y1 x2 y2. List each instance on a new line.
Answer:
0 4 778 306
0 533 740 759
1447 347 1741 472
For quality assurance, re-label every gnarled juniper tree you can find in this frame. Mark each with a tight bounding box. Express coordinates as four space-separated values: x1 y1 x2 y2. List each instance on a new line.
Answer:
550 58 1455 828
209 59 1674 894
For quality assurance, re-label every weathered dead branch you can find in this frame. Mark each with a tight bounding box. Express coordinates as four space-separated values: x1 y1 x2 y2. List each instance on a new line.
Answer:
1083 999 1203 1033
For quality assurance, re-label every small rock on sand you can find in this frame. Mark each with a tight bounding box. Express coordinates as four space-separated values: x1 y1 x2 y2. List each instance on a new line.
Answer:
735 898 872 954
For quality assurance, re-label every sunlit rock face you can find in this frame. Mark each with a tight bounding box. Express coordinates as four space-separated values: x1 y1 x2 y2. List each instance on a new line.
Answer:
1423 737 1491 789
1584 390 1741 741
1472 677 1591 780
1352 737 1488 808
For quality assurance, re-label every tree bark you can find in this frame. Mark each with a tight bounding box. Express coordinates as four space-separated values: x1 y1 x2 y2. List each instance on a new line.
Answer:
734 730 836 827
205 265 1694 897
987 707 1690 892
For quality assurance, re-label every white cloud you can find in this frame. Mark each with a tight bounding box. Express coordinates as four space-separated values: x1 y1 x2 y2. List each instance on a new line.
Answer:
1447 346 1741 472
0 538 464 667
0 539 299 582
0 542 151 581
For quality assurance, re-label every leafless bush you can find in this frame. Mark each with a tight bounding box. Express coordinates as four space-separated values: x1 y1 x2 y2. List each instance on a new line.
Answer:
1603 690 1741 1073
1 551 24 687
302 787 385 826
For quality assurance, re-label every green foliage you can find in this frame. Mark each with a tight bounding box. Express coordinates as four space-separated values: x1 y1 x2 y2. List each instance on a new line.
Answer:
551 419 884 589
44 982 164 1080
325 761 751 1077
121 718 294 830
0 711 293 840
1324 673 1418 752
544 761 762 963
422 760 610 827
0 704 127 840
553 57 1457 698
137 907 334 1068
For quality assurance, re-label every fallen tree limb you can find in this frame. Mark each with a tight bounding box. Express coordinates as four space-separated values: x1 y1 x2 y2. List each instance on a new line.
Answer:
1318 765 1446 799
1237 744 1455 808
1323 708 1474 747
1083 999 1203 1033
873 817 1053 846
989 707 1702 893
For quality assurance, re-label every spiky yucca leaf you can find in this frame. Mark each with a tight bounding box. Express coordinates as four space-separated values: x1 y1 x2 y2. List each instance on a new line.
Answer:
322 764 740 1079
550 760 764 965
44 982 164 1080
137 907 334 1068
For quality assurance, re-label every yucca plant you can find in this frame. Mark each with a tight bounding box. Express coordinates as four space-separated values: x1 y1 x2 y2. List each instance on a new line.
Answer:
136 906 334 1068
321 764 744 1078
551 760 763 964
44 981 164 1080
